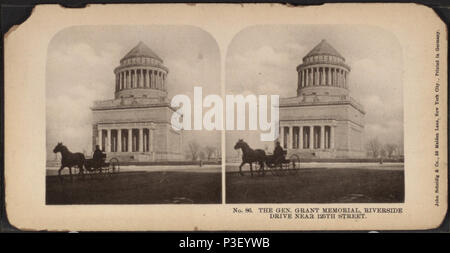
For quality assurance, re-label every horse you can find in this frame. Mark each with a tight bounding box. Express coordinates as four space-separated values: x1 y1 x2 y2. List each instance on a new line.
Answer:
53 142 85 181
234 139 266 176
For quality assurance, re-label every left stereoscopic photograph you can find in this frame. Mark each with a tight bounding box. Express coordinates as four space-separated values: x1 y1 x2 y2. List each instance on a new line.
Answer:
46 26 222 204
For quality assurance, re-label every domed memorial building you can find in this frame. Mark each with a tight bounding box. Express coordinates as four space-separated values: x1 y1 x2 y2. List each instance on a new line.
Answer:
279 40 365 158
91 42 183 161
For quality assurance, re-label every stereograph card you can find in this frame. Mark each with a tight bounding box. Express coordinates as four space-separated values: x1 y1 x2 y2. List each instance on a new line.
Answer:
3 3 448 231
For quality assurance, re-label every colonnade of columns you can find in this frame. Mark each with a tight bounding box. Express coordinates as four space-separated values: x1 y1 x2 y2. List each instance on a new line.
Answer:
115 69 166 92
298 66 347 88
98 127 154 153
280 125 334 150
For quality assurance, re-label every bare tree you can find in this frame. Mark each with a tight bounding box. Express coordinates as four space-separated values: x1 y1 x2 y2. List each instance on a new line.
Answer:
214 147 221 160
204 146 216 160
199 151 206 160
188 141 201 161
366 138 382 158
384 143 398 158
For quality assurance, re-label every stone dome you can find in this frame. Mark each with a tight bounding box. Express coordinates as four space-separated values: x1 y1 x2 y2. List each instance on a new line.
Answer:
120 41 163 63
113 42 168 99
303 39 344 60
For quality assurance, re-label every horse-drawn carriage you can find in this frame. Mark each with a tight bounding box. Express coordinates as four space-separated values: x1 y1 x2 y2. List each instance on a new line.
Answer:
234 139 300 176
53 142 120 180
265 151 300 176
83 153 120 177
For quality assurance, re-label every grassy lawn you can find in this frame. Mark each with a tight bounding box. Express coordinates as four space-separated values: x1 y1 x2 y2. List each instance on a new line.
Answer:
226 168 404 203
46 171 221 204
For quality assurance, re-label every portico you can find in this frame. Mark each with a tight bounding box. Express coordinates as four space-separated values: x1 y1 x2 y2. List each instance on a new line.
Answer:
279 123 335 151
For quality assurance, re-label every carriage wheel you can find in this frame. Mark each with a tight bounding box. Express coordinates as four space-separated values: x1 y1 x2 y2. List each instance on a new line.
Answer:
288 154 300 175
270 161 284 176
109 158 120 176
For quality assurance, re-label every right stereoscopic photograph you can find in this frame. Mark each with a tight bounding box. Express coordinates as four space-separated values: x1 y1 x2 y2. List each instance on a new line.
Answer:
225 25 404 203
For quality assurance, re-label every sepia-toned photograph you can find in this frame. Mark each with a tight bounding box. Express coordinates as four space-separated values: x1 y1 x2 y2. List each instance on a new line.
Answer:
45 26 222 204
225 25 404 203
3 4 447 231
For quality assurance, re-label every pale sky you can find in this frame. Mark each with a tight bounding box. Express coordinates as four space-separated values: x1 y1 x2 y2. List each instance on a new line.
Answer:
46 26 221 160
225 25 404 158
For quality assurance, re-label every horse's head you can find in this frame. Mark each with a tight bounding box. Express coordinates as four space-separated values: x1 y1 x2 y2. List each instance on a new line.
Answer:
53 142 64 153
234 139 246 150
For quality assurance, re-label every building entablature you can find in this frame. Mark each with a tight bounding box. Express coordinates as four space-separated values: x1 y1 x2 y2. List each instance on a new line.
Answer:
296 61 350 72
279 96 365 115
114 63 169 74
280 119 338 127
97 121 157 130
91 99 173 111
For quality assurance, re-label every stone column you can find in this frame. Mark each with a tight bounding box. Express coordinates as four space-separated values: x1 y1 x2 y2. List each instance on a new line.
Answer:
129 70 132 88
130 70 133 88
320 68 325 85
314 68 319 86
335 69 339 86
305 69 308 87
330 126 335 149
339 69 342 87
320 125 325 149
150 128 154 152
308 68 312 86
298 71 301 90
143 129 147 152
128 129 132 152
280 125 284 148
106 129 111 152
309 126 314 150
149 71 152 88
150 70 153 88
134 69 138 88
153 72 157 89
330 69 334 86
98 129 102 150
117 129 122 152
115 73 118 92
141 69 144 88
301 70 304 87
163 74 166 91
326 68 329 86
299 126 303 149
145 70 149 88
139 128 143 152
128 71 131 88
344 72 347 88
288 126 293 149
119 72 122 90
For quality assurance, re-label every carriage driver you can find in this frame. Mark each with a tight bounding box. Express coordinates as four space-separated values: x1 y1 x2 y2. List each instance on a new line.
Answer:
273 141 285 163
93 145 104 168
